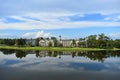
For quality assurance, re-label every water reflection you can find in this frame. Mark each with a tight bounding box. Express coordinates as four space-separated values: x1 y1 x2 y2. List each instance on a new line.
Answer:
0 49 120 62
0 49 120 80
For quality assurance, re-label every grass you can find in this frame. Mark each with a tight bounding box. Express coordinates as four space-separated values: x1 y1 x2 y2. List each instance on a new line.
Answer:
0 45 120 51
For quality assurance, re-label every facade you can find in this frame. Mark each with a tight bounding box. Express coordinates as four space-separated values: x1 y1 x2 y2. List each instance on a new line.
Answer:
61 39 86 47
61 39 73 47
49 40 54 46
75 40 79 47
39 39 46 46
26 38 86 47
39 39 54 47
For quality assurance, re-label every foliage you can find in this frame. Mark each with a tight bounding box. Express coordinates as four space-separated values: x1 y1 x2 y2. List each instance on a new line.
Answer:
15 38 26 47
35 38 39 46
0 39 15 45
114 39 120 48
71 39 76 47
0 33 120 49
51 37 58 47
48 41 52 47
87 35 97 48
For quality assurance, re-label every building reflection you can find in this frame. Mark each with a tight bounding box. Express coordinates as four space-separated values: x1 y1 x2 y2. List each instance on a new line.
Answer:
0 49 120 62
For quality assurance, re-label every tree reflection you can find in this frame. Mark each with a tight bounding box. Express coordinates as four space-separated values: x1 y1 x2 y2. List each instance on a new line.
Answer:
0 49 15 55
35 50 120 62
82 51 107 62
0 49 120 62
72 51 76 58
15 50 28 59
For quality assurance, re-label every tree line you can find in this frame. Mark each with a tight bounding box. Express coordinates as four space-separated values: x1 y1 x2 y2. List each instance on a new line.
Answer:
0 38 26 46
0 33 120 48
84 33 120 48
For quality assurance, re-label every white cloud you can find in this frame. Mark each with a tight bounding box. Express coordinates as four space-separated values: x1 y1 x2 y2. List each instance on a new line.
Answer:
0 0 120 17
0 34 9 38
109 32 120 39
104 15 120 21
0 18 120 30
0 0 120 30
0 12 120 30
0 33 19 38
22 30 51 38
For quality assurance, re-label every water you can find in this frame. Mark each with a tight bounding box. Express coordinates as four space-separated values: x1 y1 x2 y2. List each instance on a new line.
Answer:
0 49 120 80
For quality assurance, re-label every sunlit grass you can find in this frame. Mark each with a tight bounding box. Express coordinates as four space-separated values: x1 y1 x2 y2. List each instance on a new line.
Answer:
0 46 119 51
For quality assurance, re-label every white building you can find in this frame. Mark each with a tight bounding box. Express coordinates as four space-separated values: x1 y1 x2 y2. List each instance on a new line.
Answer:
25 37 86 47
39 39 54 47
61 39 73 47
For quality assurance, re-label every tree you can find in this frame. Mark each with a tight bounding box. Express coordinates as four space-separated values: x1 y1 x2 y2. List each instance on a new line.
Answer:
15 38 26 47
97 33 111 48
35 38 39 46
71 39 76 47
48 41 52 47
114 39 120 48
87 35 97 48
51 37 58 47
0 39 15 46
78 38 86 48
58 43 63 47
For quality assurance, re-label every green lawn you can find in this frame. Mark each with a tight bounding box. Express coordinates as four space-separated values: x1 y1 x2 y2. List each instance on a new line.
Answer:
0 46 119 51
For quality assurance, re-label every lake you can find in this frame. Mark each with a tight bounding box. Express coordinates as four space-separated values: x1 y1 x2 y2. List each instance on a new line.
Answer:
0 49 120 80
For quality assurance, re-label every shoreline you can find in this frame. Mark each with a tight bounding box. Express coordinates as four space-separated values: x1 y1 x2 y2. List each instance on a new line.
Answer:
0 46 120 51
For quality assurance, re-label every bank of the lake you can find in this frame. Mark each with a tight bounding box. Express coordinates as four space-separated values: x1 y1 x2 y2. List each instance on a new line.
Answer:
0 46 119 51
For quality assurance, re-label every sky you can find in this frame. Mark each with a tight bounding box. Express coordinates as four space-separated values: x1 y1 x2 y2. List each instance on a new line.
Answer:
0 0 120 39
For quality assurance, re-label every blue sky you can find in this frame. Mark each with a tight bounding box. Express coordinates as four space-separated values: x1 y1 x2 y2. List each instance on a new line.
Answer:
0 0 120 39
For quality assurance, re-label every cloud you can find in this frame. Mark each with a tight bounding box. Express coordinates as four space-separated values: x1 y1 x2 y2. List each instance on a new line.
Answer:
0 0 120 30
22 30 51 38
0 12 120 30
0 33 20 38
1 19 120 30
109 32 120 39
104 15 120 21
0 33 10 38
0 0 120 39
0 0 120 17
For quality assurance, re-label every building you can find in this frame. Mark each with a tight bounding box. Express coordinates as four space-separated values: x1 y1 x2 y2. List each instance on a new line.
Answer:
61 39 86 47
39 39 46 46
39 39 54 47
76 40 79 47
26 37 86 47
61 39 73 47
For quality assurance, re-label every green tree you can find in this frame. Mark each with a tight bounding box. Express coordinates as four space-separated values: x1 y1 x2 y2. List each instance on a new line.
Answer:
78 38 86 48
0 39 15 46
35 38 39 46
97 33 111 48
51 37 58 47
48 41 52 47
71 39 76 47
114 39 120 48
58 43 63 47
15 38 26 47
87 35 97 48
